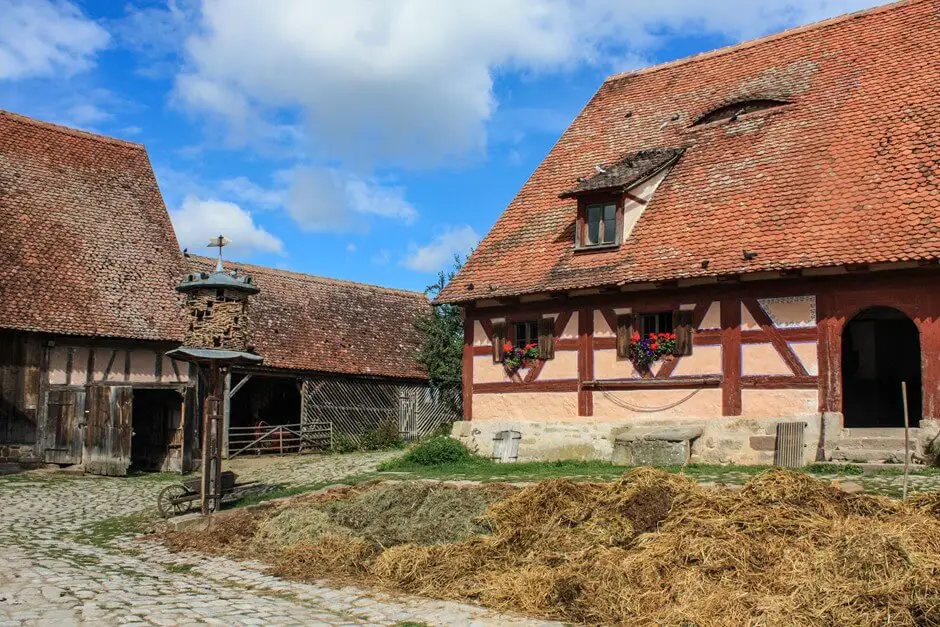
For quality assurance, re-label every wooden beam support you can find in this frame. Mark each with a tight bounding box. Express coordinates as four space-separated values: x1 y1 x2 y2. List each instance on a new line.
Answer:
228 373 253 398
741 297 809 377
578 308 594 416
721 297 742 416
462 316 474 420
474 380 579 394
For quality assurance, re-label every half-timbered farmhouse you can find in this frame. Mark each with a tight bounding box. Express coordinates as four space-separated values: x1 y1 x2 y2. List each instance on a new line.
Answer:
0 111 436 474
439 0 940 466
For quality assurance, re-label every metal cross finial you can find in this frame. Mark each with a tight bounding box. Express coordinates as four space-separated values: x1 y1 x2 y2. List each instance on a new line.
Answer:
208 235 230 272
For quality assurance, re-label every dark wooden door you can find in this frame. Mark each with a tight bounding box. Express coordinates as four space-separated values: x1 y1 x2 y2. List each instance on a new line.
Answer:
43 389 85 464
84 385 133 476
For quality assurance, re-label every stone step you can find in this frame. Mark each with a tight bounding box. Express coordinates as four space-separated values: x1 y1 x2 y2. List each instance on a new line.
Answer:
835 437 912 450
841 428 920 438
831 448 910 464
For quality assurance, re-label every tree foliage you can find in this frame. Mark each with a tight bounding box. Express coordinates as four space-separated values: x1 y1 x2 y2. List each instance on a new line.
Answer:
414 256 464 388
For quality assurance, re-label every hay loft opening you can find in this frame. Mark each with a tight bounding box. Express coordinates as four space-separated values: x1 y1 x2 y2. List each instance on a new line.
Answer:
692 99 788 126
841 306 922 429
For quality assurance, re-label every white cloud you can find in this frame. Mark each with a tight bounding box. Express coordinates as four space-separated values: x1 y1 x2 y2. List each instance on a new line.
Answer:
65 102 111 125
0 0 109 81
174 0 878 167
284 166 416 232
170 196 284 257
219 176 283 210
403 226 479 273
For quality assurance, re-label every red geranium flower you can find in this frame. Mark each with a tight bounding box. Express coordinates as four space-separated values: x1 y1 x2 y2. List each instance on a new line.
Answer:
650 342 659 350
503 342 512 352
631 332 640 342
670 333 677 340
649 332 657 339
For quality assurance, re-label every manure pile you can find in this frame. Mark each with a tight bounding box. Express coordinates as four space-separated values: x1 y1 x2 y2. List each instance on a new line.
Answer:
165 471 940 626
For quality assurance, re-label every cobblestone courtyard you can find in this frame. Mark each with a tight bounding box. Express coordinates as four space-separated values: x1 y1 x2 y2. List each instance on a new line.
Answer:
3 453 939 626
0 453 558 627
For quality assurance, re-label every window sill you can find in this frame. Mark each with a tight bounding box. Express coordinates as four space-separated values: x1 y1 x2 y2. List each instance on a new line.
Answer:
573 243 620 253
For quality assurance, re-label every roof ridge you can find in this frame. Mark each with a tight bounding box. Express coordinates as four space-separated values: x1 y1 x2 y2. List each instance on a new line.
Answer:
187 254 428 298
605 0 906 83
0 109 145 150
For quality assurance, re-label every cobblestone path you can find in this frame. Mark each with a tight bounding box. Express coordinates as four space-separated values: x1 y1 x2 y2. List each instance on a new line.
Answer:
0 453 559 627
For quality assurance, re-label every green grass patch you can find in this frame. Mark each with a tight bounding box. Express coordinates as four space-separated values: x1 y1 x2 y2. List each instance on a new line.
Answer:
804 463 865 475
165 563 195 574
77 512 152 547
869 466 940 477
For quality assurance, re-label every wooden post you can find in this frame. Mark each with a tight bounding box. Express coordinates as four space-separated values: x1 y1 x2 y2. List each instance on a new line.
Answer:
720 298 742 416
578 309 594 416
200 364 224 515
902 380 910 502
222 370 231 458
462 315 474 421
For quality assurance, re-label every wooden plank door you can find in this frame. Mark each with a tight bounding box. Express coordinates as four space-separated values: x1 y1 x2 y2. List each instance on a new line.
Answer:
84 385 133 476
43 389 85 464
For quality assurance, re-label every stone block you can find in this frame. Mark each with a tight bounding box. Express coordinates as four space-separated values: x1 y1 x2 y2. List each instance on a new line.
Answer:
612 439 690 467
749 435 777 451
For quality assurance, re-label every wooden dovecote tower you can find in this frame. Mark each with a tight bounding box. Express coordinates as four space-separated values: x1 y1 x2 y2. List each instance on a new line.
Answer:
167 236 261 514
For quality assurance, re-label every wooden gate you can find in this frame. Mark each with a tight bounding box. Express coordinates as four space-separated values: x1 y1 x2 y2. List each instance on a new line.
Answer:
85 385 133 476
43 389 85 464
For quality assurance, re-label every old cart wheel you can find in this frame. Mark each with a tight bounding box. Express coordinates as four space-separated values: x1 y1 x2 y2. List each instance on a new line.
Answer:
158 484 194 518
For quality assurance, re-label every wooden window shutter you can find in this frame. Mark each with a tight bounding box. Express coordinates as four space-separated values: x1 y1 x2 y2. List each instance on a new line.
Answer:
538 318 555 360
615 203 625 245
673 309 695 356
491 321 506 363
615 314 633 360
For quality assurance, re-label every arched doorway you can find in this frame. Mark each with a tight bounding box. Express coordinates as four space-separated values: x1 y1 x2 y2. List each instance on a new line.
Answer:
841 306 921 428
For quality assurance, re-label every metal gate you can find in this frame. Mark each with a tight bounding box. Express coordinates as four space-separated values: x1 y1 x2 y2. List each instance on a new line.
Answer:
301 377 460 446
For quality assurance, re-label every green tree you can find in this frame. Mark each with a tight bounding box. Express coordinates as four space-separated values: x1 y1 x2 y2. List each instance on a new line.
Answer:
414 256 464 389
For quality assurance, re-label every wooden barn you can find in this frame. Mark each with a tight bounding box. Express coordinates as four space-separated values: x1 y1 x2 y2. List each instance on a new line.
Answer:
0 111 196 474
439 0 940 466
0 110 441 474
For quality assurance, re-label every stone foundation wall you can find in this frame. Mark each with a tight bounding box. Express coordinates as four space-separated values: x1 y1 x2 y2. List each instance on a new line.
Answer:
454 415 940 466
453 413 846 465
0 443 38 463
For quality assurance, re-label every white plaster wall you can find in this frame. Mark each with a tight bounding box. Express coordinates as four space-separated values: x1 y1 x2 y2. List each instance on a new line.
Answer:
699 302 721 329
594 310 613 337
539 351 578 380
472 320 489 347
622 168 671 240
741 389 818 417
47 347 68 385
128 350 158 383
790 342 818 375
473 355 510 384
473 392 579 421
594 349 640 379
742 343 791 376
671 345 722 376
71 347 88 384
560 312 578 340
593 388 722 420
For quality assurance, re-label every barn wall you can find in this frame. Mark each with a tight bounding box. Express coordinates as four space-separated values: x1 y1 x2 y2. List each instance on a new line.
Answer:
0 330 42 461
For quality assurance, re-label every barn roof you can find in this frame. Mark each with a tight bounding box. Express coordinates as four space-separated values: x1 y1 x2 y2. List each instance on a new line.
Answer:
0 110 187 340
438 0 940 304
188 256 429 380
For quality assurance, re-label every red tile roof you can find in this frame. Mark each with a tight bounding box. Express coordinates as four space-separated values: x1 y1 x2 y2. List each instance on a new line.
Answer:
188 256 429 380
438 0 940 304
0 111 187 340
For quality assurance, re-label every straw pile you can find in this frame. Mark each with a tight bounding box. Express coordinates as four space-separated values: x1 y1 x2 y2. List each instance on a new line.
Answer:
371 469 940 625
165 470 940 625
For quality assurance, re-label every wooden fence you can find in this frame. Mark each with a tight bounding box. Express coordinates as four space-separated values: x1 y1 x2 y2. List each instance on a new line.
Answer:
227 421 332 458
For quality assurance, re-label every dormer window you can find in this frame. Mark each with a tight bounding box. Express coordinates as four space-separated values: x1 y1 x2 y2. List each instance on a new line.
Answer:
585 202 618 247
561 147 684 252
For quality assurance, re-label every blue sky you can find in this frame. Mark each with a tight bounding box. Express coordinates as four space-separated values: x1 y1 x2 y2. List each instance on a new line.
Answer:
0 0 882 292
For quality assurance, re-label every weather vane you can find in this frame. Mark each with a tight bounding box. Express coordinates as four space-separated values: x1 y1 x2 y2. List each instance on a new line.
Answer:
208 235 230 271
